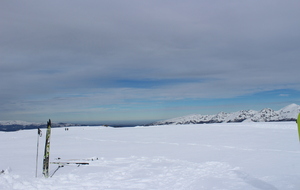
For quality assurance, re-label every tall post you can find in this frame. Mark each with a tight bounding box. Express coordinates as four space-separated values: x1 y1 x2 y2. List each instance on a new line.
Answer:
35 128 42 178
43 119 52 178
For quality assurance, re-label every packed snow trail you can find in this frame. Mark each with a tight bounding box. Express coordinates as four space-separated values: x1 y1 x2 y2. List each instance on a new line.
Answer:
1 122 300 189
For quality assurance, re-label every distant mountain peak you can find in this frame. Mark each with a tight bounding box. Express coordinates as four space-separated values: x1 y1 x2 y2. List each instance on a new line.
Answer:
150 103 300 126
281 103 299 111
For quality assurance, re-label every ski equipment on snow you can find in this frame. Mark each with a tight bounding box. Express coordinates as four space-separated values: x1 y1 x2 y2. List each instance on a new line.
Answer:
50 162 89 166
43 119 52 178
50 162 89 177
35 128 42 178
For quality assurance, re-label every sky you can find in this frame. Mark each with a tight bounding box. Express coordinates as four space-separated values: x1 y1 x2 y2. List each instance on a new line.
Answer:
1 0 300 125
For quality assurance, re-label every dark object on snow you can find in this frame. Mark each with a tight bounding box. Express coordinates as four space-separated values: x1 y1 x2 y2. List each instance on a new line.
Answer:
43 119 52 178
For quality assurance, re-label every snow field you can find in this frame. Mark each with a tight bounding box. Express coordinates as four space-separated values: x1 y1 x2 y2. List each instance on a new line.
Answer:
1 122 300 189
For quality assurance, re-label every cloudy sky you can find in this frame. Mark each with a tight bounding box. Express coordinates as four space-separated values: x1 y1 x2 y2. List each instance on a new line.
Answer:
1 0 300 124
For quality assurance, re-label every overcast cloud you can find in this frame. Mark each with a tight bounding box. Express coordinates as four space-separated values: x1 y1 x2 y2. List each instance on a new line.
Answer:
1 0 300 123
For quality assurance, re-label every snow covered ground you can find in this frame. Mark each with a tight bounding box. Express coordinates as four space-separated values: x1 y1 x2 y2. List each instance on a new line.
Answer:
1 122 300 190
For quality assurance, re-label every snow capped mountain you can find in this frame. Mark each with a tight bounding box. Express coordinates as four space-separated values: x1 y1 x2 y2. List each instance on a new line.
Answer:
1 104 299 130
277 103 300 121
150 104 300 125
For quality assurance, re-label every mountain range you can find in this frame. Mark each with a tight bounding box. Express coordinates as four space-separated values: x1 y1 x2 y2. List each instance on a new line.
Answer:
0 120 81 132
1 104 299 131
150 103 300 126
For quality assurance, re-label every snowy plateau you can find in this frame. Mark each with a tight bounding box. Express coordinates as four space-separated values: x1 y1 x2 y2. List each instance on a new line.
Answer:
150 103 300 125
1 122 300 189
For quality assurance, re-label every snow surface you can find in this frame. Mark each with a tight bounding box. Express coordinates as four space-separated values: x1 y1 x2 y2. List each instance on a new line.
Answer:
1 122 300 190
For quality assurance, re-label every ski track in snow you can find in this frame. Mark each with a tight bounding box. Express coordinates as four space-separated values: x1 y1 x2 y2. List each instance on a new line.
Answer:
1 122 300 189
72 136 300 155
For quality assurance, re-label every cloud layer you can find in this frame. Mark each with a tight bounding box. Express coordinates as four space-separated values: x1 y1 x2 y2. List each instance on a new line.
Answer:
1 0 300 123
